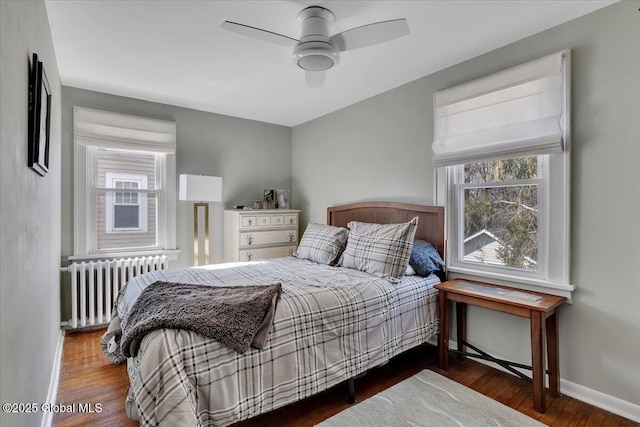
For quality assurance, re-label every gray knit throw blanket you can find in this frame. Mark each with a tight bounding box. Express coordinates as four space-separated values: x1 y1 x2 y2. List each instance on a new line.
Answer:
102 281 282 363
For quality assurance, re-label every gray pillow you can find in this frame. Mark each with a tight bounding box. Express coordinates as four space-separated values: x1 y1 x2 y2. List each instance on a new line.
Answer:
341 218 418 281
295 223 349 266
409 239 445 276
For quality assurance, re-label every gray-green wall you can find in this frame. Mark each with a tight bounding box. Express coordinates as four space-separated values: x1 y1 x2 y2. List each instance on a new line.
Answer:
0 1 62 426
61 87 292 269
293 1 640 407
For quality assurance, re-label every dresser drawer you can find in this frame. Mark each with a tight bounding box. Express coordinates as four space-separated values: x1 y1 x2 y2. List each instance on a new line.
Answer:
224 209 300 263
241 216 257 227
239 245 297 262
284 214 298 226
256 216 271 226
240 230 298 247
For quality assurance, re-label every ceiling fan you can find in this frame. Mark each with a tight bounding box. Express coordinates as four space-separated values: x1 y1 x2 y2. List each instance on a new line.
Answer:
221 6 409 88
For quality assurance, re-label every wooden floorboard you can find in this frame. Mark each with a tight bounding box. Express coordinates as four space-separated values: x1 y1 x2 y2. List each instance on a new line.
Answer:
53 329 638 426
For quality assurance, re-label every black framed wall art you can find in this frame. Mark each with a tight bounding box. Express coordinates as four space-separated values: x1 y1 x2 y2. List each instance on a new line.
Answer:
28 53 51 176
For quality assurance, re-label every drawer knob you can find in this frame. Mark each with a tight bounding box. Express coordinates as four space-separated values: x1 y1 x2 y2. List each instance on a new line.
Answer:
289 218 294 224
245 252 252 261
288 232 294 242
245 234 253 245
248 219 252 226
287 247 295 256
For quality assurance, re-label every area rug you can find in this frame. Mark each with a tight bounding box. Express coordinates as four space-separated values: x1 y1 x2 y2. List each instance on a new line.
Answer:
316 370 544 427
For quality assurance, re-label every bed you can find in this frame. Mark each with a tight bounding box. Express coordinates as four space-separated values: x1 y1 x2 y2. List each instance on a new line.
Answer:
104 202 445 426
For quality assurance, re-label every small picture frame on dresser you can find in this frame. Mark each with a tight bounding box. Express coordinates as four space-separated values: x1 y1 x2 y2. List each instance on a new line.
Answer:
253 200 263 209
263 189 275 209
275 189 289 209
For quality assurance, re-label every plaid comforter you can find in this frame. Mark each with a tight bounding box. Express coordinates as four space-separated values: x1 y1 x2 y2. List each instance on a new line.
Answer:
116 257 440 426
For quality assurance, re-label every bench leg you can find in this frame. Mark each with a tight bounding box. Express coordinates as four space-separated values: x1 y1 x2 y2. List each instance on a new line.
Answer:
438 291 449 370
546 309 560 397
531 311 547 413
456 302 467 361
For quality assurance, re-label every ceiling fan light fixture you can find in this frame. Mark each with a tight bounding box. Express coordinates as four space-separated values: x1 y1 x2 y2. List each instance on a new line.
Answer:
292 41 340 71
222 5 410 88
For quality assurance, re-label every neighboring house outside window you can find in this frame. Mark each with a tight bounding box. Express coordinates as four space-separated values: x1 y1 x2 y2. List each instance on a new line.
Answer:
110 178 144 232
103 163 151 238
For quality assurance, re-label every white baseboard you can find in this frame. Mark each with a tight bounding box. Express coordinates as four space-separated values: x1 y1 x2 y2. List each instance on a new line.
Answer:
41 330 65 427
559 378 639 423
436 338 639 423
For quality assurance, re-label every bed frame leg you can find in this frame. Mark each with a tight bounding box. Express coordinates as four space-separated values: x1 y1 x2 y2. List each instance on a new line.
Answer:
348 378 355 404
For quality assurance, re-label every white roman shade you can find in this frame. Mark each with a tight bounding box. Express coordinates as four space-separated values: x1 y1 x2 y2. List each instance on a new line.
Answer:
432 50 570 167
74 107 176 154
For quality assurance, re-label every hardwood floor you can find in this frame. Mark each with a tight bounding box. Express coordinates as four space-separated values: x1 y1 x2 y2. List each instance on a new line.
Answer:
53 329 637 426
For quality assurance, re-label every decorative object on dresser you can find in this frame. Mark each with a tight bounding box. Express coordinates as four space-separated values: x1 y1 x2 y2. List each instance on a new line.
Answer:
179 174 223 266
275 189 290 209
28 53 51 177
223 209 300 262
263 189 275 209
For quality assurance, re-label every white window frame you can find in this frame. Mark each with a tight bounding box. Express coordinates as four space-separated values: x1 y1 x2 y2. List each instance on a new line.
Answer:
72 107 178 261
447 156 549 279
105 171 148 233
433 51 573 299
436 152 572 299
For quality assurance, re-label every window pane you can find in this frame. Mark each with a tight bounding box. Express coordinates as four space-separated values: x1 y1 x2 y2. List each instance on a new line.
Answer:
464 156 537 184
96 191 157 250
95 148 157 250
463 184 538 271
114 205 139 228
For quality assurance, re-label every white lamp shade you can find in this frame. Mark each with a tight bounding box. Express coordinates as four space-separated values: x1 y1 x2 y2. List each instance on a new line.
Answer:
179 174 222 202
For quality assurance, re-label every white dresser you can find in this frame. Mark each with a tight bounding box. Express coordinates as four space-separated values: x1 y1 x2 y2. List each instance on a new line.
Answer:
223 209 300 262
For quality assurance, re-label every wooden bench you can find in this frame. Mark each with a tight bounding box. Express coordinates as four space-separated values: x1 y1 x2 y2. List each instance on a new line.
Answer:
435 279 566 413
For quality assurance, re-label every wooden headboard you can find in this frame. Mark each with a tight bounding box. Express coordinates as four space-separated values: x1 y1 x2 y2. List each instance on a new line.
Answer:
327 202 445 259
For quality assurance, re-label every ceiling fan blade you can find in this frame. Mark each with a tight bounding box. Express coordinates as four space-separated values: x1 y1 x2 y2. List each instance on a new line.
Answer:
306 71 326 89
221 21 299 48
330 19 409 52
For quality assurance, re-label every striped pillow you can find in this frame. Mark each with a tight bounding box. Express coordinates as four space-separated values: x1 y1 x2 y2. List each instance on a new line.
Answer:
342 218 419 281
295 223 349 266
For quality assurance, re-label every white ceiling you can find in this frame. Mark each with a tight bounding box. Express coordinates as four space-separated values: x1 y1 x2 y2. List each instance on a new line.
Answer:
45 1 614 127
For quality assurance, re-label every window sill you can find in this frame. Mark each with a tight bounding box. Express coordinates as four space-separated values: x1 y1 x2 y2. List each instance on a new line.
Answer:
446 266 575 302
67 249 180 262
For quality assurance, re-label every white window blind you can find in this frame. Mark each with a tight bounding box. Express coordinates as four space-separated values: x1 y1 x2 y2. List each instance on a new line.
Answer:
74 107 176 154
432 50 570 167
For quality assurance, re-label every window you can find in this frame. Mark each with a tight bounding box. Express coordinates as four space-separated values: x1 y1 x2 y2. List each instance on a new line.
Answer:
106 172 148 233
73 107 177 259
433 51 573 298
452 155 546 275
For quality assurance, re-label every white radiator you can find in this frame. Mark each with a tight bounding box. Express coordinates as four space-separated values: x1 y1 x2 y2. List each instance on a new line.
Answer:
61 255 169 329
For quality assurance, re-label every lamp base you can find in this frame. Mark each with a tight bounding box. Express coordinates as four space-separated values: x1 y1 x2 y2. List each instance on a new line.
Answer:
193 202 210 266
